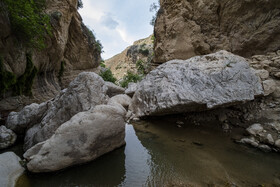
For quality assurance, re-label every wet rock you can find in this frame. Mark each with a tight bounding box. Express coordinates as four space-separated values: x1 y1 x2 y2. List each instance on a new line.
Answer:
266 134 274 145
262 79 276 96
258 144 271 152
130 51 263 117
218 113 227 123
239 137 259 147
125 83 138 97
105 81 125 97
246 124 264 136
275 139 280 149
0 152 25 187
24 104 126 173
222 123 230 132
0 126 17 149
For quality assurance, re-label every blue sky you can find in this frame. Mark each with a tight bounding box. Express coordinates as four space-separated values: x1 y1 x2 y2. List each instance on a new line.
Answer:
79 0 158 60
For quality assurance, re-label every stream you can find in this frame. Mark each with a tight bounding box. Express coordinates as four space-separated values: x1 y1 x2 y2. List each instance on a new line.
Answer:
9 116 280 186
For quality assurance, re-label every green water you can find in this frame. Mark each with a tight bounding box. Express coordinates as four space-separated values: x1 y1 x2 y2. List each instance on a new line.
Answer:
14 117 280 186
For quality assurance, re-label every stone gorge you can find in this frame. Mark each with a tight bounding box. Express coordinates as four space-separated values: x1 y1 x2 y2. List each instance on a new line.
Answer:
0 0 280 186
154 0 280 64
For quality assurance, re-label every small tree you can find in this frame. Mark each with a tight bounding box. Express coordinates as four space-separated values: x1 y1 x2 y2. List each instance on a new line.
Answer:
120 71 142 88
149 1 160 26
77 0 83 9
99 68 117 84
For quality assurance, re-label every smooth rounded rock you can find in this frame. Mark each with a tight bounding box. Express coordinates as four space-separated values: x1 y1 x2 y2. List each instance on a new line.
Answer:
24 104 126 173
0 152 25 187
246 124 264 136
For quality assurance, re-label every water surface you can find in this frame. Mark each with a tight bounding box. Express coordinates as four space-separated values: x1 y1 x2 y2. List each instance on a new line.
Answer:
14 117 280 186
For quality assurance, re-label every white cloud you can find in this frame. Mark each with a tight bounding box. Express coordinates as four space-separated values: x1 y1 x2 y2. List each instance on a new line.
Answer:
79 0 157 59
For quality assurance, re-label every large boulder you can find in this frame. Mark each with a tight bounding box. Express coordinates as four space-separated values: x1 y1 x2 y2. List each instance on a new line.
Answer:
24 104 126 173
105 81 125 97
154 0 280 64
130 51 264 117
0 126 17 149
0 152 25 187
6 72 108 150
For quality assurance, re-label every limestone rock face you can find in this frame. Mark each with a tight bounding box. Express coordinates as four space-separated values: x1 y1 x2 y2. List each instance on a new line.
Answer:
154 0 280 64
105 35 153 80
0 126 17 149
0 0 101 111
7 72 108 151
130 51 264 117
0 152 25 187
24 104 126 173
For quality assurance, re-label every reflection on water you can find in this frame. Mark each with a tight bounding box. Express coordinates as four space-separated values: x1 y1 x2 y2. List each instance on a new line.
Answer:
14 118 280 186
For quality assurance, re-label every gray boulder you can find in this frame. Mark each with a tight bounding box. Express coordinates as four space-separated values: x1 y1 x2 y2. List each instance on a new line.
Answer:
0 152 25 187
125 83 138 97
7 72 108 151
6 102 48 134
108 94 132 109
0 126 17 149
105 81 125 97
246 124 264 136
24 104 126 173
130 51 264 117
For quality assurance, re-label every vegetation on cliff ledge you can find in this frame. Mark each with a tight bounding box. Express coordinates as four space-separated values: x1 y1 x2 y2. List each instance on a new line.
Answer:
1 0 51 49
0 56 16 97
0 54 37 98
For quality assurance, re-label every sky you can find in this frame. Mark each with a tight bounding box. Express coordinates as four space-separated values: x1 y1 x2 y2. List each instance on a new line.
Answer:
79 0 158 60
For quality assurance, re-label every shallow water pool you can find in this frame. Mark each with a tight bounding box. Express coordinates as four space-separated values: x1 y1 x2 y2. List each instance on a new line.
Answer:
15 117 280 186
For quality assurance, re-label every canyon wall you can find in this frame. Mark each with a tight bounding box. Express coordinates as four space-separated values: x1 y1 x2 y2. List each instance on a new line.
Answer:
0 0 101 111
154 0 280 64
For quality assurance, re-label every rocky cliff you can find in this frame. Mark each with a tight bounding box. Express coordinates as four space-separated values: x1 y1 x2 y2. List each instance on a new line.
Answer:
154 0 280 64
0 0 101 112
105 35 153 80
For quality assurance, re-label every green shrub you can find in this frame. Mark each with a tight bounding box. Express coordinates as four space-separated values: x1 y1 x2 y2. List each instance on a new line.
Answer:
82 25 103 54
139 48 149 56
0 54 38 97
0 56 16 97
96 40 103 54
120 71 142 88
2 0 52 49
100 61 106 68
77 0 83 9
136 59 145 74
13 53 38 96
99 68 117 83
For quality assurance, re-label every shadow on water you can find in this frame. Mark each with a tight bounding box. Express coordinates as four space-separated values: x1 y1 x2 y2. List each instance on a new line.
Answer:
20 146 126 187
11 117 280 186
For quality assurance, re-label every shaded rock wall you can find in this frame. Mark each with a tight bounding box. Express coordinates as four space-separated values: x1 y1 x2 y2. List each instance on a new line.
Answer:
154 0 280 64
0 0 101 111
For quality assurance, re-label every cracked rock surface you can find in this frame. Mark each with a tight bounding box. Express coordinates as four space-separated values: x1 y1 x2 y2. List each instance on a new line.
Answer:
154 0 280 64
130 51 264 117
